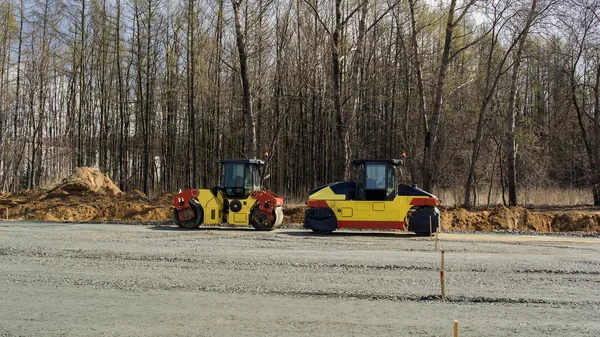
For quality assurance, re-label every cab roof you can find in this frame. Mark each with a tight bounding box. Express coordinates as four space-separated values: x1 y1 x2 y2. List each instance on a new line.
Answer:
351 159 403 166
216 159 266 165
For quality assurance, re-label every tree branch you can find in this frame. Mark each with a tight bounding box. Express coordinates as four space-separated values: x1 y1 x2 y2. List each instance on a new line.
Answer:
208 118 247 159
365 0 402 33
452 0 478 27
302 0 332 38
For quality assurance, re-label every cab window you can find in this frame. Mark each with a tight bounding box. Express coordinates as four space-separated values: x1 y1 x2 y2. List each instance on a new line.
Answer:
253 166 262 189
244 165 254 189
386 165 396 190
222 163 245 188
366 163 386 189
357 165 365 190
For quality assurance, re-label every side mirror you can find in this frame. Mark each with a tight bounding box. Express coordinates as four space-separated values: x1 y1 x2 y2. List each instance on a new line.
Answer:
260 174 271 191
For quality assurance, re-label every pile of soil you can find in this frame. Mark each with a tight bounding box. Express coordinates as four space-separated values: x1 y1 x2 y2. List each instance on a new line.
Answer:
440 205 600 233
0 167 171 222
282 205 306 224
49 167 122 196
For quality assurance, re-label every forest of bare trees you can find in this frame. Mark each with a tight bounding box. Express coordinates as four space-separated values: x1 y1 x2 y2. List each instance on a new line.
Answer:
0 0 598 206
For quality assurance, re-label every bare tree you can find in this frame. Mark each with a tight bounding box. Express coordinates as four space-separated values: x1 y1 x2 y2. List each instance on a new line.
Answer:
464 0 546 207
562 0 600 205
304 0 400 179
0 1 17 190
420 0 478 193
9 0 25 191
231 0 257 159
506 0 542 206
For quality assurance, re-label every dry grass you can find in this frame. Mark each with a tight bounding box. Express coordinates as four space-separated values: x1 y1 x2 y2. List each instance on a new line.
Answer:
437 187 594 208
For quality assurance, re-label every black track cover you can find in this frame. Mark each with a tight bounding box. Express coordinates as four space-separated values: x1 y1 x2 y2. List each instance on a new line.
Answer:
303 207 337 232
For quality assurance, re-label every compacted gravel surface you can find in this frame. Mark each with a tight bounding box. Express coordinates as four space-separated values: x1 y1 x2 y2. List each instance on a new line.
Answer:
1 222 599 336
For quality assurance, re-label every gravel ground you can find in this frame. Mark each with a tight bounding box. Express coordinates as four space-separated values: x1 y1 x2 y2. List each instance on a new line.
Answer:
1 222 599 336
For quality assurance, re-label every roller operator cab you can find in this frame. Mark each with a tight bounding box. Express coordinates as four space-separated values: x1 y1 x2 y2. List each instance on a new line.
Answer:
304 159 440 235
173 159 284 230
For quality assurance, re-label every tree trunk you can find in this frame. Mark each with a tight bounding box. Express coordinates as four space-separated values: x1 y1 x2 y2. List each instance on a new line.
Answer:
422 0 457 193
341 0 368 179
77 0 86 168
594 63 600 205
507 0 537 206
116 0 127 191
11 0 24 191
232 0 256 159
187 0 197 186
331 0 343 180
408 0 427 186
586 63 600 206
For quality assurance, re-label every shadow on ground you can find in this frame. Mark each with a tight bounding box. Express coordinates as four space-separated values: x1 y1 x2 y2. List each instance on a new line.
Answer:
149 225 257 232
277 230 419 239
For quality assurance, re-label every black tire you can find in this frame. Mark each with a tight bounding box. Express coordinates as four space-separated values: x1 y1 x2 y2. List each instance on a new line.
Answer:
250 207 276 231
230 199 242 212
407 207 439 236
173 200 203 229
312 230 332 235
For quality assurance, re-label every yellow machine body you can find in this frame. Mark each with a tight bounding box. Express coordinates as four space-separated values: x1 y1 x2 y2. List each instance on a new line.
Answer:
192 189 257 226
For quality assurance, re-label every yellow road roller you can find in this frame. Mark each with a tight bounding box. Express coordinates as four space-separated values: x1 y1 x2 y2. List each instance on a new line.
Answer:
304 158 439 235
173 159 284 230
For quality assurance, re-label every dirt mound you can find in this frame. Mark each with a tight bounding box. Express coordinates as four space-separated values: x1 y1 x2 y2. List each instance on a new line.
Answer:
124 190 150 202
0 167 171 222
441 208 490 231
440 205 599 232
51 167 122 196
551 213 600 232
152 191 174 205
44 188 70 200
5 187 171 222
283 206 306 224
